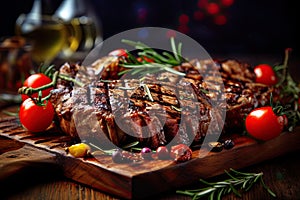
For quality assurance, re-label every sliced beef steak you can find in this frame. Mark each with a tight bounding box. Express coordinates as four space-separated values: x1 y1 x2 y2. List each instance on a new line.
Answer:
50 57 274 149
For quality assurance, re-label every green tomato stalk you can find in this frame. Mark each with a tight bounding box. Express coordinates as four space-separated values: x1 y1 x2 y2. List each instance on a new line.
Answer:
18 69 84 105
273 48 300 131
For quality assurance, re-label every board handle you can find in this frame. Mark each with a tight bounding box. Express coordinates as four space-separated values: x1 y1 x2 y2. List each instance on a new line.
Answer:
0 144 58 180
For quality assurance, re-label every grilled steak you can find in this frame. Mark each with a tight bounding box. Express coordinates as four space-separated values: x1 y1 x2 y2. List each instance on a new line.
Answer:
50 56 274 149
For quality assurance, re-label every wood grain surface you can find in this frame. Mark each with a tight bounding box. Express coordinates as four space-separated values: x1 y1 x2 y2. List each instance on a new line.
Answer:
1 106 300 199
0 138 300 200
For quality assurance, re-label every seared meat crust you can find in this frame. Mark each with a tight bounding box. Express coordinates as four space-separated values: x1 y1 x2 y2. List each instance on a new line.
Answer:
51 57 274 149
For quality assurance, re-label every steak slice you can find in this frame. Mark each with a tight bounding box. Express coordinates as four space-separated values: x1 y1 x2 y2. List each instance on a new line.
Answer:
50 57 274 149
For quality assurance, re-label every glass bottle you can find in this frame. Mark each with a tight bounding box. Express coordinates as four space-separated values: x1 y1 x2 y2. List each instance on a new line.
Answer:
15 0 68 67
54 0 103 61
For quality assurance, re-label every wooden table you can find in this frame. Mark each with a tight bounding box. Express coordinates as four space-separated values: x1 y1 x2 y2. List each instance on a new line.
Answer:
0 134 300 200
0 104 300 200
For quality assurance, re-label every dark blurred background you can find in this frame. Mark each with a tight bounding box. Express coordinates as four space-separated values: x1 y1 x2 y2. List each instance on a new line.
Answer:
1 0 298 57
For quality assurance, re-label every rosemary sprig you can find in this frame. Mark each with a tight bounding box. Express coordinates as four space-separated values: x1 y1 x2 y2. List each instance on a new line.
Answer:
119 37 186 77
89 141 140 155
176 168 276 200
273 48 300 131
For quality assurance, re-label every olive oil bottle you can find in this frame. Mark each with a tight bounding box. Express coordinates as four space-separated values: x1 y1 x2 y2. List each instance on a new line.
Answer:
15 15 68 65
54 0 103 61
15 0 68 66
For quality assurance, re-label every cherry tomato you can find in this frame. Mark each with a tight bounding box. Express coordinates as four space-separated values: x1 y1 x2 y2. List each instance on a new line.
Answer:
170 144 192 162
245 106 283 141
141 147 153 160
254 64 278 86
19 98 55 132
277 114 288 127
108 49 128 57
137 56 154 63
21 73 53 101
156 146 169 160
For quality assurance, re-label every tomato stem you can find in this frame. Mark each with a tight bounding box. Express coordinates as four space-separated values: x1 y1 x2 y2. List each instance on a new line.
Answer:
276 48 292 86
58 74 85 87
18 70 84 103
272 48 300 131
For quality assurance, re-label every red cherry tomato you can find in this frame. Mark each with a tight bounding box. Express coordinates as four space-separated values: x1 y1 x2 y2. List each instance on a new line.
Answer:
245 106 283 141
137 56 154 63
19 98 55 132
156 146 169 160
21 73 53 101
254 64 278 86
170 144 192 162
108 49 128 57
278 114 288 127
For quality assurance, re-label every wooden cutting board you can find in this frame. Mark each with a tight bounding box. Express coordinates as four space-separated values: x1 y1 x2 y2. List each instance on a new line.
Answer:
1 106 300 199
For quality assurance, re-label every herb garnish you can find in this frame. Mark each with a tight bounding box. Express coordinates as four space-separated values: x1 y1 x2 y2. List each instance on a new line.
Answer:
273 48 300 131
89 141 140 155
119 37 186 77
176 168 276 200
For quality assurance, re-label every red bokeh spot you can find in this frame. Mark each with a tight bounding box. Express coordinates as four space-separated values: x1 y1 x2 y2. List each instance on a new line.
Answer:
178 25 189 34
166 30 177 38
197 0 208 8
221 0 234 7
214 15 227 25
179 14 189 24
193 11 204 21
206 3 220 15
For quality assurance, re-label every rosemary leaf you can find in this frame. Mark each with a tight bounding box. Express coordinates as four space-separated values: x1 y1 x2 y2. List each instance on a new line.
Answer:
176 169 276 199
260 176 277 197
131 68 148 76
121 39 150 49
137 52 162 64
199 179 214 186
171 105 182 112
89 142 116 155
163 66 185 76
217 187 225 200
176 190 195 197
242 179 249 189
254 173 262 183
195 188 216 197
177 42 183 60
229 184 241 197
120 64 149 69
122 141 139 149
120 37 186 77
162 51 176 60
118 69 132 76
142 84 154 102
140 50 170 64
245 180 255 192
126 50 140 64
170 37 180 62
225 169 239 181
209 191 215 200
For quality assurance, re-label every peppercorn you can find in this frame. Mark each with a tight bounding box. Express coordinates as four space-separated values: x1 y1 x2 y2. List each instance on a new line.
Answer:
112 149 132 163
223 139 235 149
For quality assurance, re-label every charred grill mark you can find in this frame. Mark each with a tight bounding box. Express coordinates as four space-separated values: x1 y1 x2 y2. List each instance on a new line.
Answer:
51 57 275 149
